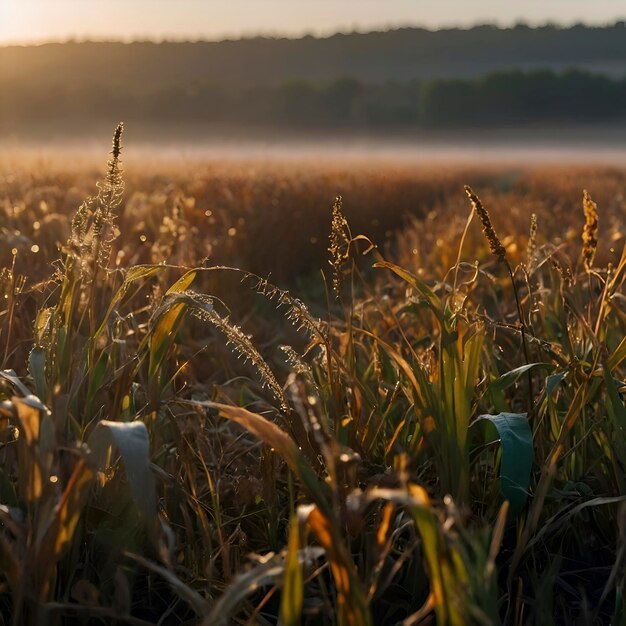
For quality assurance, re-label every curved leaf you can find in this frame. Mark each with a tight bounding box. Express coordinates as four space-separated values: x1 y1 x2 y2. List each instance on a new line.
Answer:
197 401 330 516
88 420 156 521
546 370 568 397
202 547 324 626
0 369 32 398
489 363 553 395
280 515 304 626
373 260 443 322
471 413 533 515
95 264 166 338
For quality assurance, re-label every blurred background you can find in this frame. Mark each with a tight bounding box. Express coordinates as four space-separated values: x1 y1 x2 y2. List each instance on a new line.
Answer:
1 0 626 159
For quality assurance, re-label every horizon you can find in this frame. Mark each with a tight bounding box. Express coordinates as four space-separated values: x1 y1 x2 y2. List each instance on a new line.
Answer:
1 0 625 46
2 19 626 48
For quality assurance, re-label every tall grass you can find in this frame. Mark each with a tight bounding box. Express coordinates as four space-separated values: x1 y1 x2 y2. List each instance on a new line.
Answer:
0 127 624 624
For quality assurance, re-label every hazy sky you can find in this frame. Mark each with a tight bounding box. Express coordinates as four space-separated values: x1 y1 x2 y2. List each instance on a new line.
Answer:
1 0 625 45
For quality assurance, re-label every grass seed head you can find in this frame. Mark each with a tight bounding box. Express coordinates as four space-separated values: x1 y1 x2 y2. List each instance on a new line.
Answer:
526 213 538 267
328 195 351 297
189 292 288 411
464 185 506 260
111 122 124 161
582 189 598 271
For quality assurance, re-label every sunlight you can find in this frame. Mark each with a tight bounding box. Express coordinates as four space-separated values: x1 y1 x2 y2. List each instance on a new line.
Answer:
0 2 625 622
0 0 624 45
0 2 42 45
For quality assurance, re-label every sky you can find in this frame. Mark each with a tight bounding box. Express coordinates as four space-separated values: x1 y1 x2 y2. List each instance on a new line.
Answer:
1 0 625 45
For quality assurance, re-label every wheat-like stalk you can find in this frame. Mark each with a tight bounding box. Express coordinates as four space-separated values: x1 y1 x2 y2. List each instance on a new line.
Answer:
526 213 538 268
464 185 506 260
93 122 125 268
465 185 535 418
328 195 351 297
582 189 598 271
69 197 94 252
279 344 317 388
188 291 288 411
67 123 125 273
244 272 326 345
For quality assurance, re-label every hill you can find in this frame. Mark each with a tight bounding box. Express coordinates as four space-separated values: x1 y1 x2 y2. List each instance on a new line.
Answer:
4 23 626 86
2 23 626 138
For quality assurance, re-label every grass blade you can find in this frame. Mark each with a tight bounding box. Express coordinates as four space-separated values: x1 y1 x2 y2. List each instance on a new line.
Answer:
471 413 533 515
280 515 304 626
88 420 156 522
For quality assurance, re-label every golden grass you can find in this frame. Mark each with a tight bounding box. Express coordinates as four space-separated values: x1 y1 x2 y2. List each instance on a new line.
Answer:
0 135 625 625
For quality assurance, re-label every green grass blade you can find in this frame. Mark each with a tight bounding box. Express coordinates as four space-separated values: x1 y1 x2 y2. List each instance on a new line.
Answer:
471 413 533 515
280 515 304 626
88 420 156 522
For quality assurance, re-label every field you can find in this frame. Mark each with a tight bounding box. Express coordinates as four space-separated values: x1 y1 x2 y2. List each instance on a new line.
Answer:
0 128 625 625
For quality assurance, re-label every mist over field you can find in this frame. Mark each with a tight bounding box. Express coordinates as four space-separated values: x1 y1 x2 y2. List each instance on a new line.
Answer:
5 130 626 169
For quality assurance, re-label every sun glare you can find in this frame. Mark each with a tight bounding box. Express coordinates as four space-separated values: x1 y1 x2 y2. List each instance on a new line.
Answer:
0 0 625 45
0 3 42 45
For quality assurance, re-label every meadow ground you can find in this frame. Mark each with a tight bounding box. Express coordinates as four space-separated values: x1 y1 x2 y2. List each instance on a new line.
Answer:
0 137 625 625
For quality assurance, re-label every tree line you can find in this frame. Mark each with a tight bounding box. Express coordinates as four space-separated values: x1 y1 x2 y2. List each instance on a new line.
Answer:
2 69 626 136
3 23 626 88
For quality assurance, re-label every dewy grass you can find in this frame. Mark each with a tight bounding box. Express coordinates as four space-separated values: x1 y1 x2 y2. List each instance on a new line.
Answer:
0 128 624 625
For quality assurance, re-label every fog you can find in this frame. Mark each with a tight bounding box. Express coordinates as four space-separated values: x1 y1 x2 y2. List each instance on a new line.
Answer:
4 127 626 168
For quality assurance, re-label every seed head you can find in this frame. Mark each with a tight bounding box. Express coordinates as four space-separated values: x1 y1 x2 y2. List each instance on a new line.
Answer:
526 213 538 267
328 195 351 297
464 185 506 260
104 123 125 190
112 122 124 160
582 189 598 271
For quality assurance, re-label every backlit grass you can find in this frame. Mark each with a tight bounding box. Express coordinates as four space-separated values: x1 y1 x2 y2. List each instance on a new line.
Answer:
0 128 624 625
